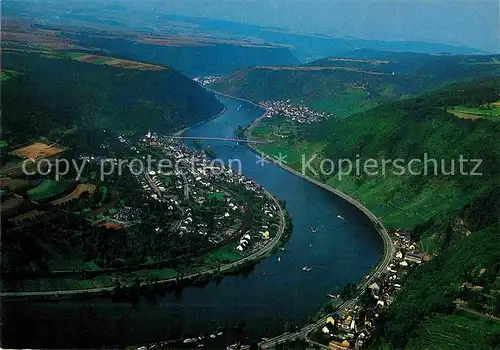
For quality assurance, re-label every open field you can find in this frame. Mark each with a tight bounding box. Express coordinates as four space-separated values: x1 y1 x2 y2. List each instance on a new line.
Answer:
27 180 74 202
203 243 246 268
2 48 166 72
65 52 165 71
11 142 64 159
51 183 97 205
449 102 500 121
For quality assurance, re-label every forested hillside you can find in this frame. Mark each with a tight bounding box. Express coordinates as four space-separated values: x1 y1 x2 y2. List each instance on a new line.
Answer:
254 78 500 349
1 50 223 153
211 52 500 117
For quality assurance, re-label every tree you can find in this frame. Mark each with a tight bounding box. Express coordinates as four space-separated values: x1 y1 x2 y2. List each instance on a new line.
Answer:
340 282 357 301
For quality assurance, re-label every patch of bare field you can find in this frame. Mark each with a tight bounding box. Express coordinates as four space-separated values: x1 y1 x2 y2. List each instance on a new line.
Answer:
450 111 479 120
104 58 164 71
75 54 103 63
51 184 97 206
11 142 64 159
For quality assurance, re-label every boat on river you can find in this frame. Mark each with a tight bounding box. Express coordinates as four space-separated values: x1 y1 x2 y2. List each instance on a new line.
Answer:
337 214 346 221
302 266 312 272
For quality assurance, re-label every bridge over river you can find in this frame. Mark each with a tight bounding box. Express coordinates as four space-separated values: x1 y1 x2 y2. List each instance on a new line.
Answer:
171 136 269 144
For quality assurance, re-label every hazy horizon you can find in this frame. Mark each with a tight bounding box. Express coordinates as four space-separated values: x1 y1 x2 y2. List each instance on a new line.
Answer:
165 0 499 53
3 0 500 53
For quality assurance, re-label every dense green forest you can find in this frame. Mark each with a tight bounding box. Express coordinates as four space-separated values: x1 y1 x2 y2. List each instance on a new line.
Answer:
1 51 223 153
298 78 500 231
211 52 500 117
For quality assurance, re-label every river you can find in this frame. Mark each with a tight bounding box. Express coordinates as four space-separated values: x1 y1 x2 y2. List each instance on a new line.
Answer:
1 95 382 348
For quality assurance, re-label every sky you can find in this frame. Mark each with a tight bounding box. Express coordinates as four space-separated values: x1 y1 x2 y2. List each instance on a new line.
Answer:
152 0 499 53
5 0 500 52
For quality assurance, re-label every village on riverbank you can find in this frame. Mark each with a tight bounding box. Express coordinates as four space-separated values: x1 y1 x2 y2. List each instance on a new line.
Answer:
1 127 288 299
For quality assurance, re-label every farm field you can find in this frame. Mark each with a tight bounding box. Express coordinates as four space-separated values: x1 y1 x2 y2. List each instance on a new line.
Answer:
2 48 166 71
62 51 165 71
51 183 97 205
449 102 500 121
11 142 64 159
27 180 74 201
406 310 500 350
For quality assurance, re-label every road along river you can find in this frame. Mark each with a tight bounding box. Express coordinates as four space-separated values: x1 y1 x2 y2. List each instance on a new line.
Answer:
1 94 383 348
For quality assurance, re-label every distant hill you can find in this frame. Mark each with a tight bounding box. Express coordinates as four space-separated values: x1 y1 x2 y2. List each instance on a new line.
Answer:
257 30 484 61
211 51 500 117
3 2 482 60
77 36 300 76
0 18 300 77
1 50 223 153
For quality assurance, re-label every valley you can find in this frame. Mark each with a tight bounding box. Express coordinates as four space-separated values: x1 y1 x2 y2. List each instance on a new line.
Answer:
1 3 500 349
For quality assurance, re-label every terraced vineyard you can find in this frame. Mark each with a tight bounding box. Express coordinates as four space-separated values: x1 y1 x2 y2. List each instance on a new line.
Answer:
406 310 500 350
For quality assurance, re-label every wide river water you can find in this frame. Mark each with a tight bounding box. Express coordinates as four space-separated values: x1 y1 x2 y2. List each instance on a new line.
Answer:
2 95 382 348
